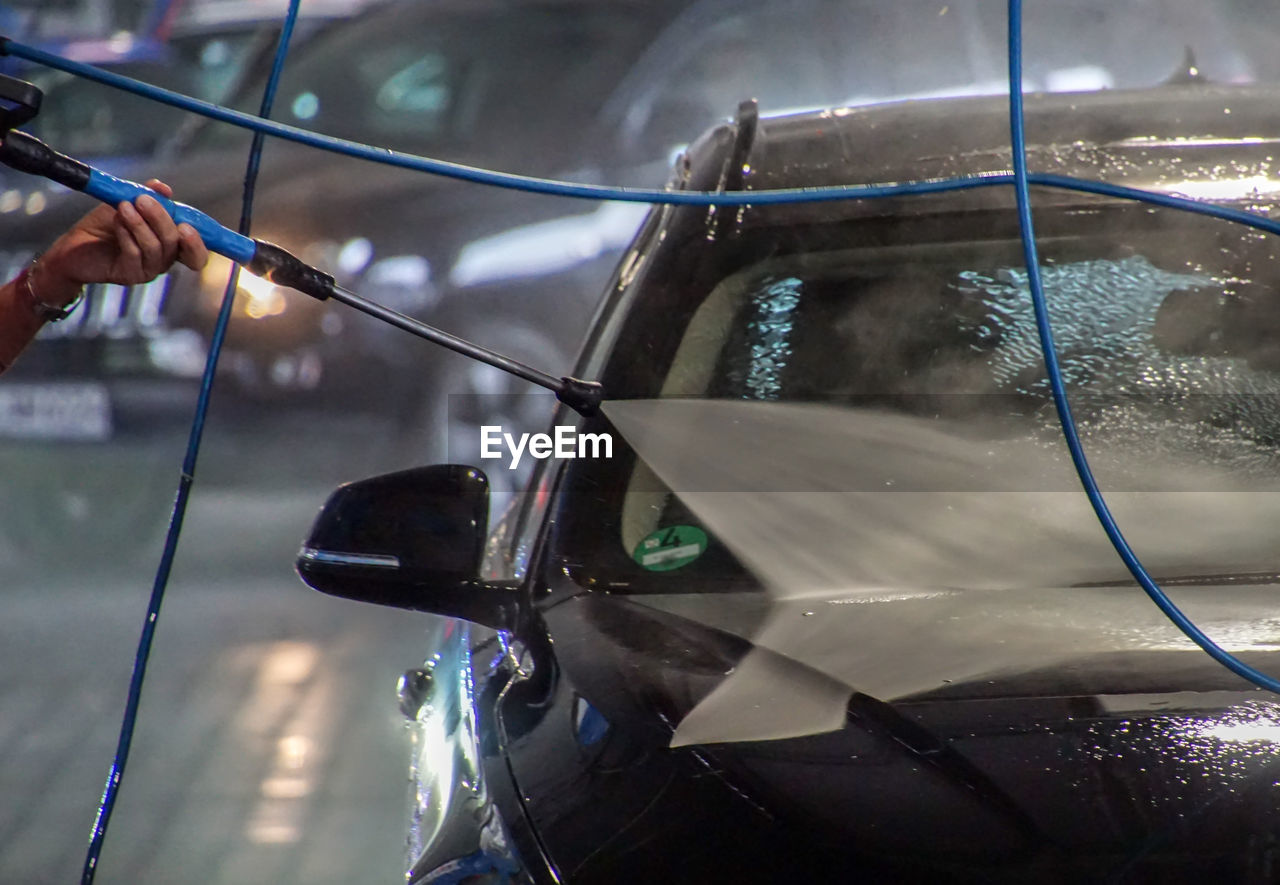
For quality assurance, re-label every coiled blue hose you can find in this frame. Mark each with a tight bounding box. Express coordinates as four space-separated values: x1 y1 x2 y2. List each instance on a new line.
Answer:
77 3 305 882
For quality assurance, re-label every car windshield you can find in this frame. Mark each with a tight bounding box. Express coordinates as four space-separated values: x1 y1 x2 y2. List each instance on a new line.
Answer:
554 195 1280 602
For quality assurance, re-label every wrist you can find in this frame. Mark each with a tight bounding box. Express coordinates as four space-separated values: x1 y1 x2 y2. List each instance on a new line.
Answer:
30 251 86 307
18 253 86 322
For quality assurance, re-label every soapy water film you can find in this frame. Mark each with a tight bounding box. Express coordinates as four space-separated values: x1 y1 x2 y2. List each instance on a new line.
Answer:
597 239 1280 744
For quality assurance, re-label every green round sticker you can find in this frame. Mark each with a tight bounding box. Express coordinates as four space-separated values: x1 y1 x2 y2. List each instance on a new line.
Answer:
633 525 708 572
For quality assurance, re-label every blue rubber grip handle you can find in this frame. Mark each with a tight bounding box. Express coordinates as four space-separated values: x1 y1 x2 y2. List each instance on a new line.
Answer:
84 168 257 265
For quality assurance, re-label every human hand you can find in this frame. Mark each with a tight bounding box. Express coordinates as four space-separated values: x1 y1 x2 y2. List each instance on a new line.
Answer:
32 179 210 307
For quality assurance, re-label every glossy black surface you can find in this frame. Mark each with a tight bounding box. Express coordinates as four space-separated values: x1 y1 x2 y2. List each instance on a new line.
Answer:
297 465 520 625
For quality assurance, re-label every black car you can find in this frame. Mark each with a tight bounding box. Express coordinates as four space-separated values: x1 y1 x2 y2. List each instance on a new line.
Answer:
298 79 1280 883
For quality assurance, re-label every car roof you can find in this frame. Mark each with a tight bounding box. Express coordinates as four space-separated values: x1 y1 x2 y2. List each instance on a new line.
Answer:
678 82 1280 208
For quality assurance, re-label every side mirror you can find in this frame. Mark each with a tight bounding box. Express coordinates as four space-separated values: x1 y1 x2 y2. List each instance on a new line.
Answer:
296 464 522 630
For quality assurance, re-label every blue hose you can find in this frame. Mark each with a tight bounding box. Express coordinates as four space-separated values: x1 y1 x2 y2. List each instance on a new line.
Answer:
77 3 305 882
1006 0 1280 695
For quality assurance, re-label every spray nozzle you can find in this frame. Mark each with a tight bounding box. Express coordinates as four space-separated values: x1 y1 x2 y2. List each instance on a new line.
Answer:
247 240 335 301
556 377 604 417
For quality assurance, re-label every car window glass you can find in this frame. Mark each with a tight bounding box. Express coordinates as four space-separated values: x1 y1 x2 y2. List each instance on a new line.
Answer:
588 205 1280 579
25 26 275 160
204 5 657 169
635 220 1279 409
26 61 201 157
179 31 270 104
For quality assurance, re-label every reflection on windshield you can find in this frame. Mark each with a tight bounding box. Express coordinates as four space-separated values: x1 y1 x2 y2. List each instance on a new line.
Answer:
739 277 801 400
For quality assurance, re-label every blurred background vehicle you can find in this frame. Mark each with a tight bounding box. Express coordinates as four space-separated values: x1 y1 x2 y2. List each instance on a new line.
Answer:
0 0 168 64
0 0 185 178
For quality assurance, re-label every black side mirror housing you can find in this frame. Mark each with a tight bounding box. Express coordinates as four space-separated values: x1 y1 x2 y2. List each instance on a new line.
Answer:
296 464 521 630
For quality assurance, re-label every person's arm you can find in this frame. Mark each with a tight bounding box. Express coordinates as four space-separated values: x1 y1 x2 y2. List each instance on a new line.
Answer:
0 179 208 375
0 268 50 374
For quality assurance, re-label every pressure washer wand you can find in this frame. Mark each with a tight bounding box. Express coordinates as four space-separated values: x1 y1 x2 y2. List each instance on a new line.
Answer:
323 282 602 411
0 85 602 415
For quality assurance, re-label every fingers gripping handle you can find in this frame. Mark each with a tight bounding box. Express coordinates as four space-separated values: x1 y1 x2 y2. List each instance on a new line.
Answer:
90 169 335 298
85 169 258 265
89 172 336 299
0 129 255 261
0 129 334 299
